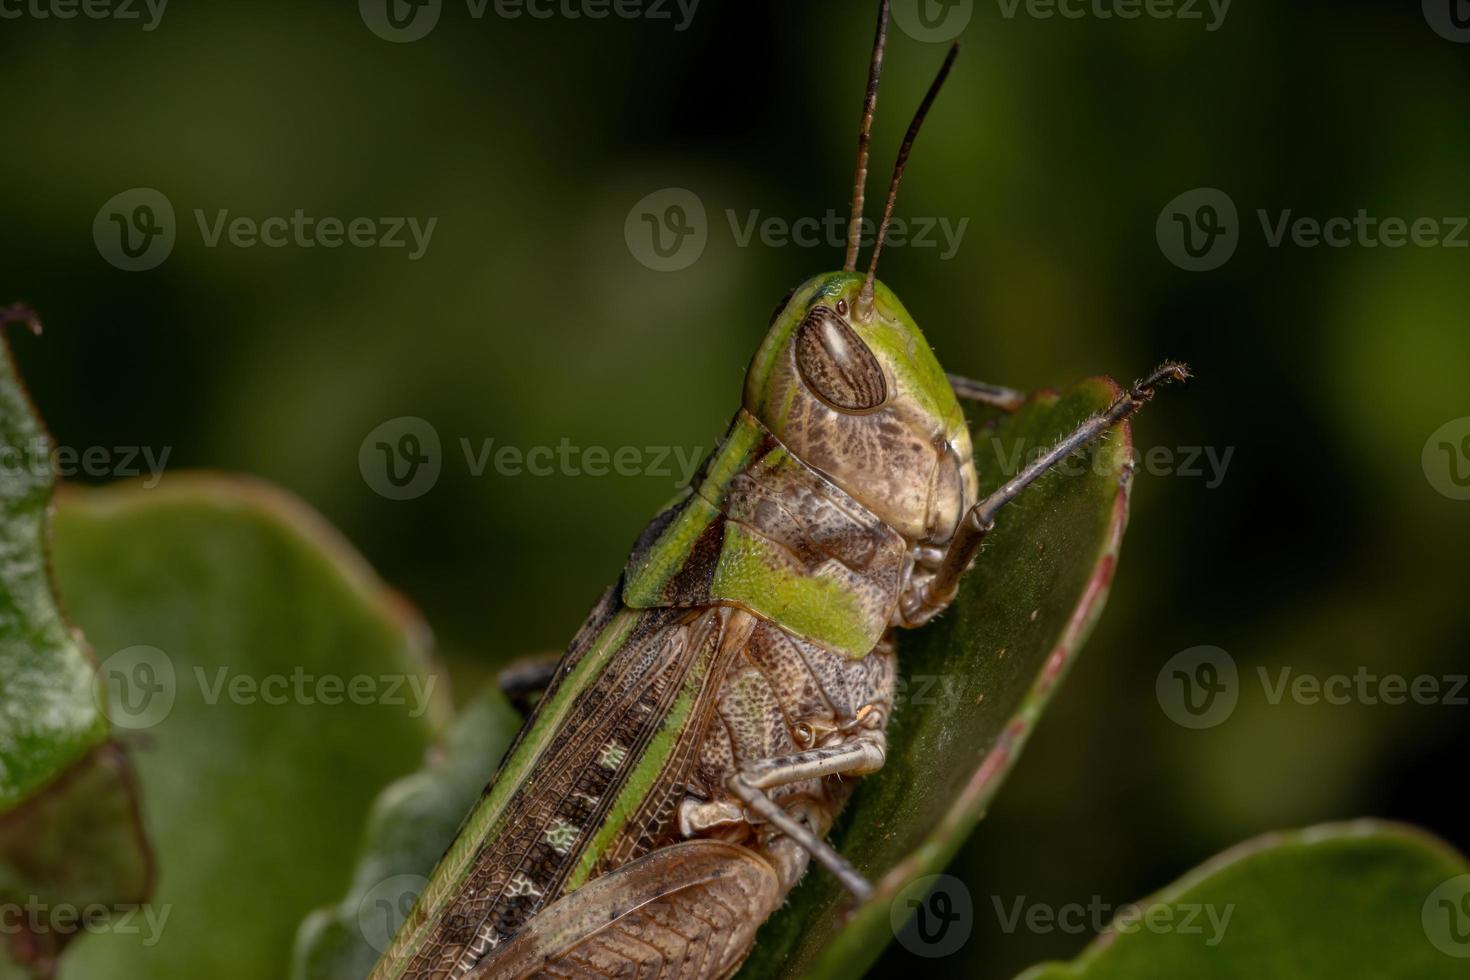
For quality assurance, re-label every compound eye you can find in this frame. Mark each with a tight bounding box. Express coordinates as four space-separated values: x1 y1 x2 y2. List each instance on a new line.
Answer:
794 305 888 412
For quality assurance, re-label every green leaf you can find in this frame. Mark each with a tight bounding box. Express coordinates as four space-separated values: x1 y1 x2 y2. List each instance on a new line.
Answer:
1016 821 1470 979
289 687 521 980
48 475 453 980
0 318 107 808
741 377 1137 978
1 316 150 975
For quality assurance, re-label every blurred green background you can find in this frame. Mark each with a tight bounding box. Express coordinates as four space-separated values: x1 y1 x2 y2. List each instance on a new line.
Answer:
3 0 1468 975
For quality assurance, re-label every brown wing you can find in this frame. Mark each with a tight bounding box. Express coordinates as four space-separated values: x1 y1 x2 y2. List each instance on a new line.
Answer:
465 840 783 980
390 603 751 980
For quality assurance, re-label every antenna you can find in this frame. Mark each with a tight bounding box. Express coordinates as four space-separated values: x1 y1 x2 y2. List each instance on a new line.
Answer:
843 0 891 272
858 42 960 318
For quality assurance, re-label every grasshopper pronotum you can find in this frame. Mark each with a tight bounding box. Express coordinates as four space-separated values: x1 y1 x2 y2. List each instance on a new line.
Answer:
372 4 1189 977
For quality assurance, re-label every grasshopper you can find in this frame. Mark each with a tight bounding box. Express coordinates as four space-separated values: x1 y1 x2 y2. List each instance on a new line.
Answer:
372 3 1189 977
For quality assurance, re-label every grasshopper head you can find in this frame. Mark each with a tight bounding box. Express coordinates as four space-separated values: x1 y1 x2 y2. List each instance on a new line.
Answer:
740 6 974 543
744 270 977 545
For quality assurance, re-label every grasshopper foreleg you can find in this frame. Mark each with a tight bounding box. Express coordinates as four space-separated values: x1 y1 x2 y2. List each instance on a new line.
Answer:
907 361 1192 624
725 739 886 902
946 373 1027 413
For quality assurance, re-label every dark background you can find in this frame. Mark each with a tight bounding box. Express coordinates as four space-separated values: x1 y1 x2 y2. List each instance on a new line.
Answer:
3 0 1468 975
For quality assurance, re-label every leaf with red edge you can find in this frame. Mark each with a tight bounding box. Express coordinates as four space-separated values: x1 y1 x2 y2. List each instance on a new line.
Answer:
740 377 1139 978
0 311 151 978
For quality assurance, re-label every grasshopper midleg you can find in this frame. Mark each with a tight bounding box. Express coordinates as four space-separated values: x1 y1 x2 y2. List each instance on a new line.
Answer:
372 3 1190 978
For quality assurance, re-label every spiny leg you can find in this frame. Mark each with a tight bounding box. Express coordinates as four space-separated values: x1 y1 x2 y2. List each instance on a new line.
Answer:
926 361 1192 612
725 739 885 902
947 373 1027 413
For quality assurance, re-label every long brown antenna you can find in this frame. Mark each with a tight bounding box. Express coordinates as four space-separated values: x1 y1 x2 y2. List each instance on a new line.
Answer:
844 0 891 271
858 42 960 318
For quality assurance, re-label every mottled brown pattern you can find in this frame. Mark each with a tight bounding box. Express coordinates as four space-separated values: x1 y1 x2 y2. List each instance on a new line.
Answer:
625 411 910 657
722 437 900 580
401 607 735 979
593 610 758 874
660 514 727 607
751 310 978 544
678 620 896 888
794 305 888 411
396 350 969 978
472 841 781 980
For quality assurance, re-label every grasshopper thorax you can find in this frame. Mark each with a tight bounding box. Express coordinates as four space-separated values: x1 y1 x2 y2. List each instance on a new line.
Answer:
744 270 977 547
